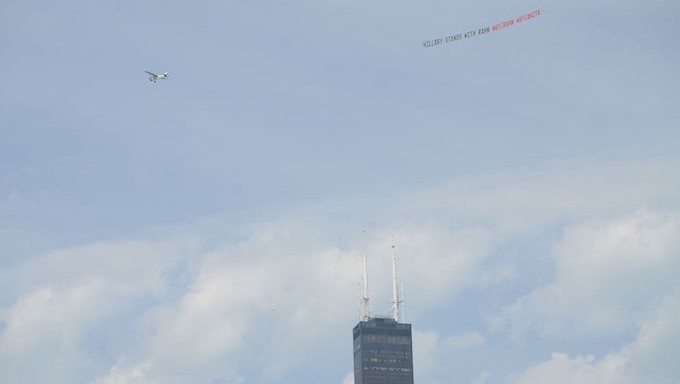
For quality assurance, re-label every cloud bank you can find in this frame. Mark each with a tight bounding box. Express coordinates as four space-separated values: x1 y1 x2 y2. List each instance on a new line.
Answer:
1 158 678 383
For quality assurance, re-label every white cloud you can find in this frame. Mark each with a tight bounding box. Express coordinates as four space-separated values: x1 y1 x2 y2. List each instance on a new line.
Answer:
1 238 200 299
0 283 115 383
442 331 486 350
620 294 680 382
400 158 680 232
470 371 492 384
341 371 354 384
94 361 154 384
505 353 631 384
137 221 491 382
1 158 679 383
492 210 680 340
413 330 441 381
505 295 680 384
500 212 680 384
0 215 490 383
413 329 487 384
0 239 199 384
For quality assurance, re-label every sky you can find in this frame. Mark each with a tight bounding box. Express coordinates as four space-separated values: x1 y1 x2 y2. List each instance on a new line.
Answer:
1 0 679 383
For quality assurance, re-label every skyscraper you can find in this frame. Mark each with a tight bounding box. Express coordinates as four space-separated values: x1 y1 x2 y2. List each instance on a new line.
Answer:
352 317 414 384
353 239 414 384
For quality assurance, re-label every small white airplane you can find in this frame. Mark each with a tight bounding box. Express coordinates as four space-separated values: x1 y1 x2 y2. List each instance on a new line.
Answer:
145 71 169 83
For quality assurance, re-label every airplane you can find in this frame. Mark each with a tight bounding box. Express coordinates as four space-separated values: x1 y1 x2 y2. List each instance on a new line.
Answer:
145 71 169 83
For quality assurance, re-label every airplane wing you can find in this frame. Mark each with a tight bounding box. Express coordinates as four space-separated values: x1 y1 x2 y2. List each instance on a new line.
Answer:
145 71 158 77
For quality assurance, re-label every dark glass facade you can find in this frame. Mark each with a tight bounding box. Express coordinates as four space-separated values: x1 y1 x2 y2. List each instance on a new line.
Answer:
353 317 414 384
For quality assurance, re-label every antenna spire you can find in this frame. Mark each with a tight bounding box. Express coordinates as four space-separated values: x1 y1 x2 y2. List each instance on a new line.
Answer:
400 281 405 322
360 231 370 321
391 235 401 322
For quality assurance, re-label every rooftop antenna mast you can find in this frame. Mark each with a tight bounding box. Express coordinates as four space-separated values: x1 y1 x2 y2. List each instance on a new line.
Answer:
400 281 405 322
391 235 402 322
360 231 371 321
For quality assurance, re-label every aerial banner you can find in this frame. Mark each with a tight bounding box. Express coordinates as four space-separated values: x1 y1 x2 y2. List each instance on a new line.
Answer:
422 9 541 48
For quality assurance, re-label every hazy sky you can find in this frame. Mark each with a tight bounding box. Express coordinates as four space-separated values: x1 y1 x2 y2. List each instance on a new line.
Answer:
1 0 679 383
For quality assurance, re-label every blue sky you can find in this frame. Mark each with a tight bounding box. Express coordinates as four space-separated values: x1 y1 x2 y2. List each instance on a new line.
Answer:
1 0 679 383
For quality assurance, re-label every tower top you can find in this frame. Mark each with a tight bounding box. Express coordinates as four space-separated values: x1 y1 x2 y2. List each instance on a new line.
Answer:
391 236 402 322
360 232 370 321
